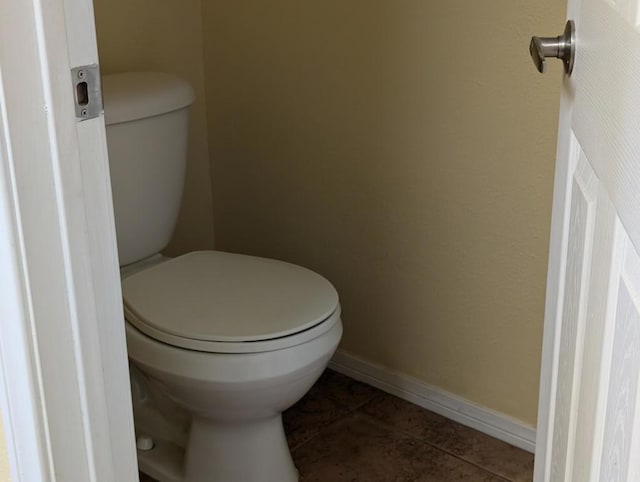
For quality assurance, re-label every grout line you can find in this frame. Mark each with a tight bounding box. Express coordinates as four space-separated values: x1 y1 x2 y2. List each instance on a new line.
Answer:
343 391 382 414
289 416 347 453
288 431 320 453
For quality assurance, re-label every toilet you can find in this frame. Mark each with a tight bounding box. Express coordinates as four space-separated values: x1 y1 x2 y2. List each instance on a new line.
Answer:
102 72 343 482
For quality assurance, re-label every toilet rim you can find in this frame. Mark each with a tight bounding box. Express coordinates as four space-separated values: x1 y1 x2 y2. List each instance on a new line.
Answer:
125 304 342 354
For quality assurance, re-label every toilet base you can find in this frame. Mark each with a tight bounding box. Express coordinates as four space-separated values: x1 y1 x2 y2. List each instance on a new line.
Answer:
184 414 298 482
126 307 343 482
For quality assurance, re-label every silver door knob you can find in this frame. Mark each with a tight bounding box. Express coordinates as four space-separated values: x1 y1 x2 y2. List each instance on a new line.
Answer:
529 20 575 75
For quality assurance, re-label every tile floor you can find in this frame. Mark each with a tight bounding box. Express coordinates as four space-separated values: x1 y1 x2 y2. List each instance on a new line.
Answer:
140 369 534 481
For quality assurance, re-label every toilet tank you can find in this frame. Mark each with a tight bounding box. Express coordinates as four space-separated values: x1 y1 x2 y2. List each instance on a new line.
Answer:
102 72 195 266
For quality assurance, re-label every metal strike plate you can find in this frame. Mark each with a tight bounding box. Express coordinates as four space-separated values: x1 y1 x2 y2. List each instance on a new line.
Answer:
71 64 103 121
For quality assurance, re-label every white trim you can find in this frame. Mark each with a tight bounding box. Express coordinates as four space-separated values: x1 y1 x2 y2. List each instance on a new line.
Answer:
329 350 536 453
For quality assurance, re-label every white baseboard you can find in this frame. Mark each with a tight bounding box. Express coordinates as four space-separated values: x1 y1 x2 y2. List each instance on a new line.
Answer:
329 350 536 453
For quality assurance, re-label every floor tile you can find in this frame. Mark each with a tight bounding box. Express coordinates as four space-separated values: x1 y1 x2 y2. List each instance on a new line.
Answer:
293 414 507 482
312 369 380 409
283 369 378 449
283 388 350 450
360 393 534 481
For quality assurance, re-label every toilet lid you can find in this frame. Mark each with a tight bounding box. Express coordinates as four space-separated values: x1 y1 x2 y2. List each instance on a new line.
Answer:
121 251 339 344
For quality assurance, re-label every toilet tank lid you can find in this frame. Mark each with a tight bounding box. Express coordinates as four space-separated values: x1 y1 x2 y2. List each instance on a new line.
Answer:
102 72 195 125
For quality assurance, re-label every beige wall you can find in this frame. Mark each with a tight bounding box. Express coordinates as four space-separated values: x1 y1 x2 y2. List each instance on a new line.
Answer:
0 412 10 482
93 0 215 254
203 1 565 424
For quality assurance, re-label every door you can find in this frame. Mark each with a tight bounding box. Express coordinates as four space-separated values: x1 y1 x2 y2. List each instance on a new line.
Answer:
0 0 138 480
534 0 640 480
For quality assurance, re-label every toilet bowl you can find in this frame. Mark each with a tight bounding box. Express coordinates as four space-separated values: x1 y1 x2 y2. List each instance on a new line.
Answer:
128 316 341 480
103 73 343 481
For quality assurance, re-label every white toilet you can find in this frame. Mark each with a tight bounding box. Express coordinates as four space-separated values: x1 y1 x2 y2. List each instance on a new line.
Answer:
102 72 343 482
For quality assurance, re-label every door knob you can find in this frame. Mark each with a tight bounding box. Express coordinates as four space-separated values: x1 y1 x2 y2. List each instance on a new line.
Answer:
529 20 575 75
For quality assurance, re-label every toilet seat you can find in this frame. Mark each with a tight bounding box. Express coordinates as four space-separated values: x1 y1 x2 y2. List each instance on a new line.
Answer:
122 251 340 354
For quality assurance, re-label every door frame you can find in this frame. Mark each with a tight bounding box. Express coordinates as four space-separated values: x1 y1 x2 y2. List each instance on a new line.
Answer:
0 0 138 480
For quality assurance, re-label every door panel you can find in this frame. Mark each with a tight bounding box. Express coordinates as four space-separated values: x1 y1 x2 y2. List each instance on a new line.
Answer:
599 235 640 481
571 188 620 482
551 147 599 482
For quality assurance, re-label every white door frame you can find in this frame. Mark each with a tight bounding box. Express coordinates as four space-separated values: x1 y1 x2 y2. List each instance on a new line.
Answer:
0 0 138 480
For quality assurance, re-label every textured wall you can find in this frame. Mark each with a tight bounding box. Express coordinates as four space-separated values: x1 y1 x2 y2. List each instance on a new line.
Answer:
93 0 215 255
203 0 566 424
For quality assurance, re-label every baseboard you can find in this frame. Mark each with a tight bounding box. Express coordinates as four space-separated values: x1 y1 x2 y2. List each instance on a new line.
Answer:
328 350 536 453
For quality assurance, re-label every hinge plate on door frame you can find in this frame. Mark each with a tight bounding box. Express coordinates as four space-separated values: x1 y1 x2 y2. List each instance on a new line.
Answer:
71 64 102 121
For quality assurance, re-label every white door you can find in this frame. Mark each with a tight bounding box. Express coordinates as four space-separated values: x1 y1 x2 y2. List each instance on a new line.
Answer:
534 0 640 480
0 0 138 480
